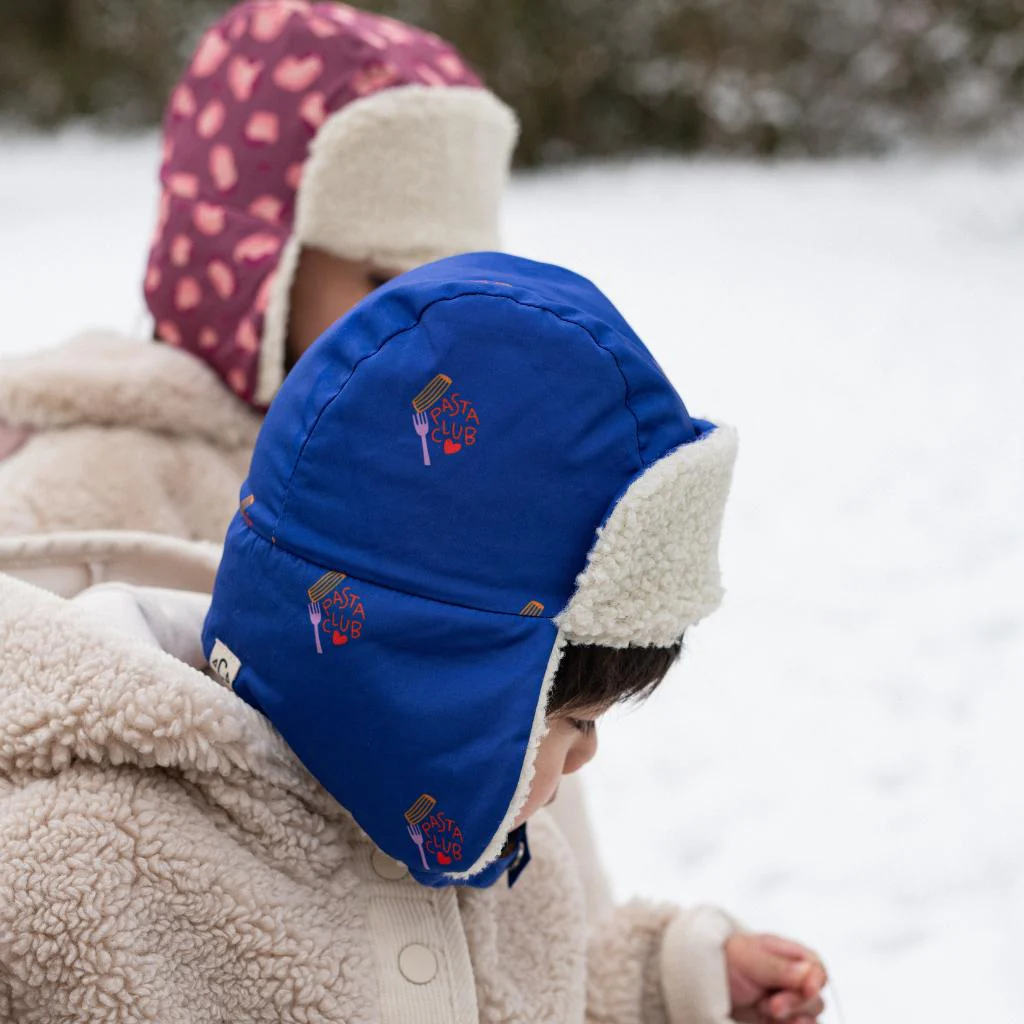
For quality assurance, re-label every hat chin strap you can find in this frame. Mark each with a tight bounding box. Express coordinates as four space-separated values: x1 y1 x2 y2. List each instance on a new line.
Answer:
255 85 520 407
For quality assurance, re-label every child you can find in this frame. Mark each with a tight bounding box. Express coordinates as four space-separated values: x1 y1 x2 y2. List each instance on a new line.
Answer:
0 252 827 1021
0 0 517 539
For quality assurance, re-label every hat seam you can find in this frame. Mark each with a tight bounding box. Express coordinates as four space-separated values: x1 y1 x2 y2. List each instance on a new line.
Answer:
272 288 645 539
242 516 559 622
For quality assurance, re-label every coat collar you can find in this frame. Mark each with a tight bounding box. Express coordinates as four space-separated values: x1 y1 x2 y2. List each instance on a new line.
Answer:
0 570 360 875
0 331 261 447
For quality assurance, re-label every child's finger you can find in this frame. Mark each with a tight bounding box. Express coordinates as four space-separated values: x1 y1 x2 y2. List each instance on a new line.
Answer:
755 935 828 999
791 995 825 1019
780 999 826 1023
737 941 811 990
801 959 828 998
756 934 818 961
761 991 826 1021
761 991 801 1019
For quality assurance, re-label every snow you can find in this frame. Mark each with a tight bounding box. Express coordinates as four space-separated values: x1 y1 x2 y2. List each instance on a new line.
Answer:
2 129 1022 1021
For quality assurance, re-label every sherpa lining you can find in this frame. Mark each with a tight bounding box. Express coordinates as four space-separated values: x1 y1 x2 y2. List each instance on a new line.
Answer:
555 424 739 648
255 86 519 406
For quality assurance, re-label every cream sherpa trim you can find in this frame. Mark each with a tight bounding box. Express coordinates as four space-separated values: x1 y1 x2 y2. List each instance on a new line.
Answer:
258 232 305 406
0 531 222 598
659 905 742 1024
555 425 739 647
255 86 519 405
297 86 517 269
0 331 261 446
452 627 568 880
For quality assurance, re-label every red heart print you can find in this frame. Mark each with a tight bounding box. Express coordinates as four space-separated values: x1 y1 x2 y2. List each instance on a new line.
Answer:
436 852 452 866
191 31 230 78
299 92 327 129
250 5 291 42
206 259 235 299
227 55 263 102
196 100 226 140
209 144 238 192
332 631 348 646
273 54 324 92
174 277 202 312
245 111 280 146
234 233 281 264
195 203 227 238
443 439 461 455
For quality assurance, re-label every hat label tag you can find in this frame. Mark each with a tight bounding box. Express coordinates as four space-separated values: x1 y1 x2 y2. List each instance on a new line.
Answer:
209 639 242 686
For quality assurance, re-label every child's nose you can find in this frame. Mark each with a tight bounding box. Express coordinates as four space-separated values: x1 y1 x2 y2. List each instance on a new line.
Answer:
564 731 598 775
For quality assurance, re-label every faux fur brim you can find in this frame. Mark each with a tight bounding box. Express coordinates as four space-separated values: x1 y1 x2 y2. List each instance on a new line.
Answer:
255 86 519 406
0 331 261 446
555 424 739 647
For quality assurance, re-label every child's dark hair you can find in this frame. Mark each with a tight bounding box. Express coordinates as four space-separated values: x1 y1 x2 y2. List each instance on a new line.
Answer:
546 639 683 718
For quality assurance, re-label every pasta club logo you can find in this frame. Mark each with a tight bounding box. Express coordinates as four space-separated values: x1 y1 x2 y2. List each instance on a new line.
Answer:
305 571 366 655
239 494 255 527
404 794 465 869
410 373 480 466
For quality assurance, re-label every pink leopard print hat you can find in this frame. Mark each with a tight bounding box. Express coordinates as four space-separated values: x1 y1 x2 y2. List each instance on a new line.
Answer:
144 1 518 409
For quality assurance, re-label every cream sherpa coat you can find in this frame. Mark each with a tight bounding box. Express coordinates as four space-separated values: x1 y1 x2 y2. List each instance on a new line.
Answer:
0 332 261 539
0 535 738 1023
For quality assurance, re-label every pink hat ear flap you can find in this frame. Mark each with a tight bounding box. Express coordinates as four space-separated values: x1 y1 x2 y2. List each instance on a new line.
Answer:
253 234 304 408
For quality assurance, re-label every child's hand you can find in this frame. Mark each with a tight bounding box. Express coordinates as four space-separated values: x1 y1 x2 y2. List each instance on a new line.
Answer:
724 933 827 1023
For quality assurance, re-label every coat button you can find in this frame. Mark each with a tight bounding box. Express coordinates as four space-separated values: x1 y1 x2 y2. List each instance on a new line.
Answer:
398 943 438 985
371 849 409 880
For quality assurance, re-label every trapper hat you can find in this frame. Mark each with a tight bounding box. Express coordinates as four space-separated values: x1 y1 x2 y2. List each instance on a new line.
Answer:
202 252 738 887
144 1 518 409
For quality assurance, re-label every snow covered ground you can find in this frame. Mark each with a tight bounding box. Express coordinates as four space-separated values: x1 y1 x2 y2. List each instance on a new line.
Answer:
2 130 1022 1022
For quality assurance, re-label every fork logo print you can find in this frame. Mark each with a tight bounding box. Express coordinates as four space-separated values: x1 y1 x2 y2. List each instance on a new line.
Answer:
410 373 480 466
305 571 366 654
405 794 465 869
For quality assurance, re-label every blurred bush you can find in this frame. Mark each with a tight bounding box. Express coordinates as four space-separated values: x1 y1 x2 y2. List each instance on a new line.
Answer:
2 0 1023 163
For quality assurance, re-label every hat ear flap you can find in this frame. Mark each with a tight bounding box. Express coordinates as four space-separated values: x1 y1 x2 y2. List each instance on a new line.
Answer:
460 627 569 878
555 424 738 648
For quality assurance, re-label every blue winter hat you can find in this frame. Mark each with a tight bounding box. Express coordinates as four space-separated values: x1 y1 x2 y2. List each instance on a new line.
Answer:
202 251 737 887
